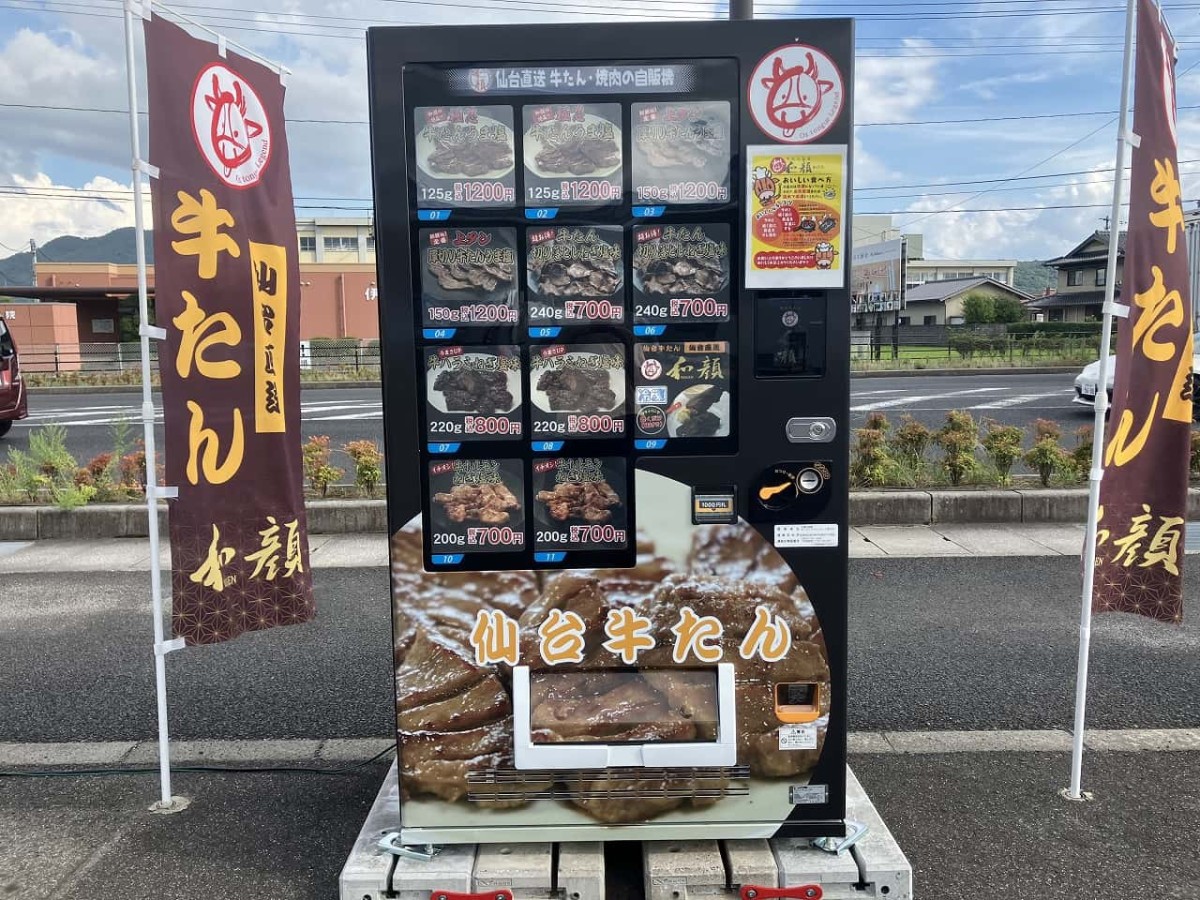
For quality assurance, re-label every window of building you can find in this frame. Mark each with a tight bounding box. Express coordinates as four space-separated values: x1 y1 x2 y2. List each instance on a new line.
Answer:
1095 268 1106 287
899 316 911 325
1068 270 1084 287
367 234 376 251
323 236 358 252
1049 309 1065 322
923 314 938 325
299 236 316 253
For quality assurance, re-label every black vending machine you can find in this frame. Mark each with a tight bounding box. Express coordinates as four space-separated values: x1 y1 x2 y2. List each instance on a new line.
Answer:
369 17 853 844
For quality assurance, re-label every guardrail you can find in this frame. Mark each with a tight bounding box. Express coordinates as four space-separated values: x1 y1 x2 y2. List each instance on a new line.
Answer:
15 340 383 374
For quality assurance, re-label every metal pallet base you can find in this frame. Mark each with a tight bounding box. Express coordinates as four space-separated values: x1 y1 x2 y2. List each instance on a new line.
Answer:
339 764 910 900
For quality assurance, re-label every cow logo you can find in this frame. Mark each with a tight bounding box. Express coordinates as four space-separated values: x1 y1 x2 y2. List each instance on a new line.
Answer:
469 68 492 94
748 45 843 143
640 358 663 380
190 63 272 188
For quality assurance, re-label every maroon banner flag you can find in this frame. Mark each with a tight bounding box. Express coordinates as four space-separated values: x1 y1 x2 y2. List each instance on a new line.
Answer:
145 14 315 644
1095 0 1192 624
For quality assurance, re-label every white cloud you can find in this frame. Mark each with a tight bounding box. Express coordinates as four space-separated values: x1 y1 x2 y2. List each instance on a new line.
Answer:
0 173 150 253
855 39 940 123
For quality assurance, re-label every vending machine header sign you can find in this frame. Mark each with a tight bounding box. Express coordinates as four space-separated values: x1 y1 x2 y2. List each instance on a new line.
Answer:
370 16 853 844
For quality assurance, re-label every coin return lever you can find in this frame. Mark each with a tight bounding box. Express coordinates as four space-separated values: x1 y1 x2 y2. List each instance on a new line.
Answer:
512 664 737 769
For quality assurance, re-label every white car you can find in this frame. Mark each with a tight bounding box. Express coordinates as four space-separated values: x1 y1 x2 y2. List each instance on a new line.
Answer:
1073 331 1200 417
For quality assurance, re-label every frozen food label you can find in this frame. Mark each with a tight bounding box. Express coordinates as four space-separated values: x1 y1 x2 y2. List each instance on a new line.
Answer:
428 458 525 553
631 101 731 205
632 223 731 324
746 144 847 289
523 103 623 206
778 724 818 751
424 345 523 442
634 342 731 440
532 457 629 551
529 344 627 440
419 228 520 326
773 523 839 548
414 105 517 209
527 226 625 325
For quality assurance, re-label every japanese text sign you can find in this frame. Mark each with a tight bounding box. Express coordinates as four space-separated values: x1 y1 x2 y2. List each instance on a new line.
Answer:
145 14 314 644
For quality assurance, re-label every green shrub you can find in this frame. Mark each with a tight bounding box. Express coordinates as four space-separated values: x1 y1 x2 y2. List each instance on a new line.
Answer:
1074 426 1095 476
851 427 904 487
864 411 890 433
1024 437 1073 487
935 410 981 486
962 294 996 325
1033 417 1062 443
343 439 383 497
981 421 1025 484
302 435 344 497
1191 430 1200 477
890 415 932 469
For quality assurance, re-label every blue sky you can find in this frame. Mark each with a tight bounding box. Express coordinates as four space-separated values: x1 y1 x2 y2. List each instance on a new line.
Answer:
0 0 1197 262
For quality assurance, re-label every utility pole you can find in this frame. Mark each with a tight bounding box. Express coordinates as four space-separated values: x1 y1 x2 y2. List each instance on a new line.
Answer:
731 0 752 20
28 239 36 286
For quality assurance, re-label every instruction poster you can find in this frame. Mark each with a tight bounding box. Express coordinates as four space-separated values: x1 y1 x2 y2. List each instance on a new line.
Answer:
745 144 847 290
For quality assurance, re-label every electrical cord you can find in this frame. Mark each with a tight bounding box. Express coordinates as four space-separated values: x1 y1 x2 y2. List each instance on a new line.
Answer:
0 742 397 779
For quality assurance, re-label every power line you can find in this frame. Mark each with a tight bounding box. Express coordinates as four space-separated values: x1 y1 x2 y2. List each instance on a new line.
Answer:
5 99 1200 132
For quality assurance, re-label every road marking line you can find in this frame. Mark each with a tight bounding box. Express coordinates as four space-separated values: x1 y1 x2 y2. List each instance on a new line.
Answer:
971 391 1072 410
2 730 1198 767
850 387 1004 412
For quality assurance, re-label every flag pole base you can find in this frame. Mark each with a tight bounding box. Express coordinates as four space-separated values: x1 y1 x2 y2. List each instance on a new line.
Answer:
1059 788 1095 803
149 796 191 815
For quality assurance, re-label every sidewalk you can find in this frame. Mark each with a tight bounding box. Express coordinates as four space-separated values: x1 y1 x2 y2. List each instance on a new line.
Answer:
0 523 1112 575
3 748 1197 900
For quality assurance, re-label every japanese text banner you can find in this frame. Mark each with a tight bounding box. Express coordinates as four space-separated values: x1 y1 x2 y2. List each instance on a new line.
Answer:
145 14 315 644
1095 0 1192 624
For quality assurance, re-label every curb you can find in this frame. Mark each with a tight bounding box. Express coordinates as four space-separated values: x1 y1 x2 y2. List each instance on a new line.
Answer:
23 369 1079 394
4 489 1196 540
853 365 1080 379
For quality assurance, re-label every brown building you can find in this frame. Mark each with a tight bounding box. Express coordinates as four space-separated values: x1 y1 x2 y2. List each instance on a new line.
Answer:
29 259 381 343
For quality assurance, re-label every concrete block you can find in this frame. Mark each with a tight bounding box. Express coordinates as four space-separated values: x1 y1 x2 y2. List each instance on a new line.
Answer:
930 489 1022 524
37 504 129 540
855 525 969 556
0 507 37 541
306 499 387 534
1189 488 1200 520
850 490 931 526
1020 488 1089 522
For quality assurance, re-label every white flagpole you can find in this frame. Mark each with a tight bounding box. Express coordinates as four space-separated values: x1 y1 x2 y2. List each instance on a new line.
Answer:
1066 0 1138 802
122 0 187 813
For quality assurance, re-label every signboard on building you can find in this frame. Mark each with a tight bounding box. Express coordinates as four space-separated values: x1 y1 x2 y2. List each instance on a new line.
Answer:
850 238 904 314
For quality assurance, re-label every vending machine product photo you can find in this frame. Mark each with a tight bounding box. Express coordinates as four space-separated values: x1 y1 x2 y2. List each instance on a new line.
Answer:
368 15 853 844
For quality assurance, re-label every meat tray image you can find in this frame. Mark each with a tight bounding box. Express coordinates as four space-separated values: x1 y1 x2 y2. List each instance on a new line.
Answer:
637 256 727 296
530 257 621 298
536 369 617 413
428 136 513 176
670 384 725 438
433 482 520 524
536 480 622 523
427 255 515 293
432 369 513 414
535 135 620 176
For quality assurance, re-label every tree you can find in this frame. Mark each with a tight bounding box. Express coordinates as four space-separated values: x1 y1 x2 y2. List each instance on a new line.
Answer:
961 293 996 324
992 295 1027 324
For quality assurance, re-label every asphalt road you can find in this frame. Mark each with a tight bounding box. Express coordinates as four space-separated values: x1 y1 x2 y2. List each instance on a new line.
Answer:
2 556 1195 744
0 371 1089 465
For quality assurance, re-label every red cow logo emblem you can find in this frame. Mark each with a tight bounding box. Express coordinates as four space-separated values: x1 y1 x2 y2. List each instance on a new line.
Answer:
748 45 844 143
204 74 262 175
190 63 273 188
761 53 833 139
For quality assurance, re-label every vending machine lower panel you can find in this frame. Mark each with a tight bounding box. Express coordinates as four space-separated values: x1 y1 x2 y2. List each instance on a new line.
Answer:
391 470 840 844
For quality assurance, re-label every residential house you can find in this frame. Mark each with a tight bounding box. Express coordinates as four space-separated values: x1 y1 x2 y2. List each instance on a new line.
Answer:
899 276 1033 326
1027 231 1124 322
